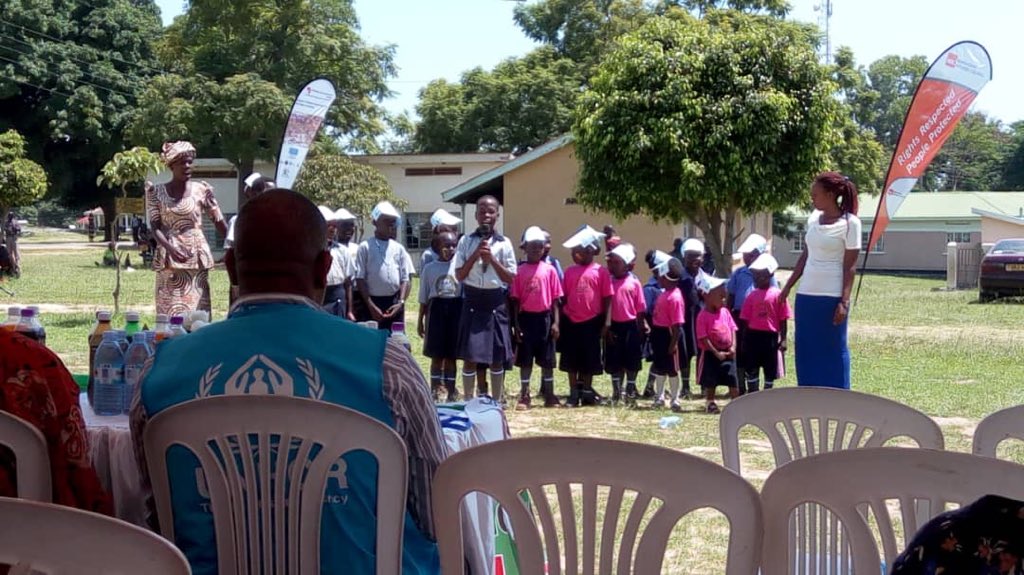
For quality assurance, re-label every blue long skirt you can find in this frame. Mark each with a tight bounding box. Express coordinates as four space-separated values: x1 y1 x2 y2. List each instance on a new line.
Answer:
794 294 851 389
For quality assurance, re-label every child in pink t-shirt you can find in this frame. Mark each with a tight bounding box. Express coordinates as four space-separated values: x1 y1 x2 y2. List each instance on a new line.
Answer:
695 275 739 414
560 225 614 407
649 258 686 411
510 226 564 409
604 243 648 404
739 254 792 392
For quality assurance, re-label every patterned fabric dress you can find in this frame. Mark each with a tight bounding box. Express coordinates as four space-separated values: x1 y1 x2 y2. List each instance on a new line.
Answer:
145 181 223 317
0 330 112 513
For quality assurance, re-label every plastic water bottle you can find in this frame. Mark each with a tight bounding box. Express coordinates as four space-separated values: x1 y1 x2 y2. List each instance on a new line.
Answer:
167 315 188 338
153 314 170 342
390 322 412 352
124 311 141 341
658 416 681 430
123 333 151 414
87 311 114 407
113 329 129 353
15 308 46 346
93 331 126 416
2 306 20 331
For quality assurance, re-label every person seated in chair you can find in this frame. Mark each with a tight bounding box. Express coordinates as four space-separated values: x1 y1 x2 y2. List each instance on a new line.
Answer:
0 329 112 513
131 189 446 575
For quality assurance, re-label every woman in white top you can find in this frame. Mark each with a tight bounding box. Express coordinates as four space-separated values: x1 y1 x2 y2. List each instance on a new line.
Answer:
780 172 861 389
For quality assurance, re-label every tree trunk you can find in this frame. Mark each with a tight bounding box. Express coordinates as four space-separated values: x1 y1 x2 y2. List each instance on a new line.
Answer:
237 157 255 212
721 207 738 276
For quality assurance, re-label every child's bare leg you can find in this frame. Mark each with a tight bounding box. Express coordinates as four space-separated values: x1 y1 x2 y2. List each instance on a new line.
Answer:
442 359 458 400
476 365 488 395
489 362 505 405
462 361 477 399
610 371 624 402
429 358 444 400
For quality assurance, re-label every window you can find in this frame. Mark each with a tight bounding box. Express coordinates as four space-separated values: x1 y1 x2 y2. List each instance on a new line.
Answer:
862 231 884 253
791 224 806 252
404 167 463 177
403 213 433 249
947 232 972 244
564 198 578 206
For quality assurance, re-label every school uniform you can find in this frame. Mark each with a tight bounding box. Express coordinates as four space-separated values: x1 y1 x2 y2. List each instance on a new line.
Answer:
450 230 517 366
740 285 792 388
354 236 412 330
545 254 565 281
559 263 614 375
510 260 563 369
677 267 706 361
323 240 355 318
726 265 778 321
695 307 739 390
419 260 462 360
605 274 646 375
650 286 685 377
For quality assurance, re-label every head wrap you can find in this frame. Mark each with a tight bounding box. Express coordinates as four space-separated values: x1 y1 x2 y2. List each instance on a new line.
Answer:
161 141 196 166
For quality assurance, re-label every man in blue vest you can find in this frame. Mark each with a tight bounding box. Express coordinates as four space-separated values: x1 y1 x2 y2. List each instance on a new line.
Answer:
131 189 445 574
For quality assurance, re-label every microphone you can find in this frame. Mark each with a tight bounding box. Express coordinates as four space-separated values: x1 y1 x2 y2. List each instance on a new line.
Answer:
479 224 492 274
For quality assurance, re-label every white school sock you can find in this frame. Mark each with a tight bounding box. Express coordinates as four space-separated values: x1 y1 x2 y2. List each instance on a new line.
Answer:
462 370 476 399
653 374 667 401
668 376 681 403
490 369 505 403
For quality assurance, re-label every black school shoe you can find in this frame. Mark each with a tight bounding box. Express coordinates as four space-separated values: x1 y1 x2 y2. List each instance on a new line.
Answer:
580 388 604 407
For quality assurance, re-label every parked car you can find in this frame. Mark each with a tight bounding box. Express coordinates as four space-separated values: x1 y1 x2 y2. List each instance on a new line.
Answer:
979 238 1024 302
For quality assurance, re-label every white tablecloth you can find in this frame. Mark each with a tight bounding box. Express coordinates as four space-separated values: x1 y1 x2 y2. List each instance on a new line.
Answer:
79 393 148 526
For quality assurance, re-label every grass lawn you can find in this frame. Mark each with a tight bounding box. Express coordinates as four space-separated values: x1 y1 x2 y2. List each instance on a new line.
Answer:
4 243 1024 573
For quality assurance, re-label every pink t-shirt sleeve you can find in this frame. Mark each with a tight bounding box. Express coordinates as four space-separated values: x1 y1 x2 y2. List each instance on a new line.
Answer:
696 311 710 341
550 265 564 299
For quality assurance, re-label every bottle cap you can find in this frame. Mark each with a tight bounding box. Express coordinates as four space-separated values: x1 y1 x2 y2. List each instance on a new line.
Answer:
20 308 35 318
170 315 185 325
7 306 21 316
125 311 140 322
391 322 405 333
97 311 112 322
156 314 169 323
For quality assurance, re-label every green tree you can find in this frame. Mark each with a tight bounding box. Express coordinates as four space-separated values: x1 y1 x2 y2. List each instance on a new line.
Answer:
854 54 930 151
414 48 582 154
931 112 1010 191
97 147 163 197
658 0 789 16
573 12 838 272
1002 121 1024 191
0 130 48 232
293 149 406 241
829 47 885 194
0 0 162 222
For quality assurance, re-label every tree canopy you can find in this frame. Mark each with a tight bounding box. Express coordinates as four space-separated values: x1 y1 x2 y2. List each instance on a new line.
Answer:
0 0 162 214
573 11 838 272
0 130 48 223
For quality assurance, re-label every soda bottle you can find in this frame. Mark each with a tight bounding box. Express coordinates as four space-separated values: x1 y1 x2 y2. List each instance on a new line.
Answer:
390 322 412 352
124 311 141 341
167 315 188 338
153 314 170 342
123 334 151 414
87 311 113 407
93 331 125 416
15 308 45 346
2 307 20 331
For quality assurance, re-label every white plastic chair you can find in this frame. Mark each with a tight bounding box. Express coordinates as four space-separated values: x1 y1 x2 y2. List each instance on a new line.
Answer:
972 404 1024 458
144 395 408 575
0 410 51 501
0 496 190 574
719 387 944 474
760 447 1024 575
432 436 763 575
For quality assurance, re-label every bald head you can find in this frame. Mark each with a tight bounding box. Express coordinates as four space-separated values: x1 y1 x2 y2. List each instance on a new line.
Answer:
228 189 330 299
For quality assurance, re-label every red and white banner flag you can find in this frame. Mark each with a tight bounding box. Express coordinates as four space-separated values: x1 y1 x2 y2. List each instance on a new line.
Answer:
866 41 992 251
275 78 337 190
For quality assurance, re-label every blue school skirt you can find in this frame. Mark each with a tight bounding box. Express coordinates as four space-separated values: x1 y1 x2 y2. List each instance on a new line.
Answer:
794 294 850 389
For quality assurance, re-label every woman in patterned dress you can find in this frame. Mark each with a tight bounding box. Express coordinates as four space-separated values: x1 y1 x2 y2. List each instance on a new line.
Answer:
146 141 227 317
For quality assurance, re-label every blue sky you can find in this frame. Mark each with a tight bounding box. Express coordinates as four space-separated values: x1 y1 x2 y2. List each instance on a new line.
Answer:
154 0 1023 124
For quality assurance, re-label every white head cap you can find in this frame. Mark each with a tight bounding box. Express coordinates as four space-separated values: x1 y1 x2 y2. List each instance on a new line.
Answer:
333 208 356 221
608 243 637 265
696 274 727 294
649 250 671 270
317 205 335 222
734 233 768 258
563 224 606 250
682 238 705 254
244 172 262 188
430 208 461 228
749 253 779 274
371 201 400 221
522 225 546 244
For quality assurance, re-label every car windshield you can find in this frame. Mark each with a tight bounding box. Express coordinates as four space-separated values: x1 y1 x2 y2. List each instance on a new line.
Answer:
991 239 1024 254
